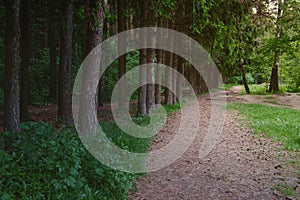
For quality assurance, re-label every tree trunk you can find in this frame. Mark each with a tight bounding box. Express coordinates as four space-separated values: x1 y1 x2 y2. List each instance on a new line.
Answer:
20 0 31 122
172 53 178 104
48 0 58 101
138 0 147 115
155 49 163 105
78 0 104 134
269 0 284 93
58 1 74 125
269 54 280 93
176 57 184 102
241 64 250 94
4 0 21 137
147 48 155 113
164 21 175 105
117 0 126 108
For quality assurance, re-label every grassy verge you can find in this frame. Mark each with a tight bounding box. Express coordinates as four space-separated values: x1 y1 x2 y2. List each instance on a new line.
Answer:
240 84 270 95
227 103 300 150
227 103 300 199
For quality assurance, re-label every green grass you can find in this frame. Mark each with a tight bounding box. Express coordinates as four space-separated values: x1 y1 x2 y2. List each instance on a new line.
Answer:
240 84 270 95
297 93 300 96
223 83 239 90
227 103 300 151
274 183 297 198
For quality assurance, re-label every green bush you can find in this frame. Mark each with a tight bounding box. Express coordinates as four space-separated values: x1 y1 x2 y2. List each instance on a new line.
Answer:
227 73 255 84
0 122 148 199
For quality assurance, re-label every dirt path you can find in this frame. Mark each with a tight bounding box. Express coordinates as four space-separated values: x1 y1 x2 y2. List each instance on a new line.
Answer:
131 90 300 199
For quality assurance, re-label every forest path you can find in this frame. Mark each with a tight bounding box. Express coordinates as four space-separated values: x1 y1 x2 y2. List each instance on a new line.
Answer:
131 89 300 200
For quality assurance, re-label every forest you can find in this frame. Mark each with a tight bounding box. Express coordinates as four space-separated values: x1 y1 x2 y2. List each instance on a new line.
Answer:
1 0 300 199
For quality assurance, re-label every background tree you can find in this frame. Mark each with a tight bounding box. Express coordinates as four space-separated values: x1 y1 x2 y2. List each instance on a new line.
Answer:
20 0 32 121
3 0 21 148
58 0 74 125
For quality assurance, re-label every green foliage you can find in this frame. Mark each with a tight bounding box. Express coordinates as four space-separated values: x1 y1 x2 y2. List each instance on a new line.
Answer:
0 122 149 199
240 84 269 95
29 49 51 105
227 74 255 85
227 103 300 151
102 122 151 153
163 101 184 115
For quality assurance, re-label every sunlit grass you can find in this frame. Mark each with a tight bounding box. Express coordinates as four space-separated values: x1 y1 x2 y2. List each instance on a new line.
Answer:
227 103 300 151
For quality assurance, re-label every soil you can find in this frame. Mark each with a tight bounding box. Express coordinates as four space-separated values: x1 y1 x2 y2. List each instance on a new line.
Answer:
130 87 300 200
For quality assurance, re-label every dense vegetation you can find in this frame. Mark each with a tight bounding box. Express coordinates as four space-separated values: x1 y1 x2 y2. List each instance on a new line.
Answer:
1 0 299 199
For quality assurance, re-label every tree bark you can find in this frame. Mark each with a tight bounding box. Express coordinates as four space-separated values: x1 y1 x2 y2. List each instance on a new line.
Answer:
4 0 21 136
269 0 284 93
155 49 163 105
176 57 184 102
20 0 31 122
48 0 58 101
117 0 127 108
78 0 104 134
138 0 147 115
241 64 250 94
58 1 74 125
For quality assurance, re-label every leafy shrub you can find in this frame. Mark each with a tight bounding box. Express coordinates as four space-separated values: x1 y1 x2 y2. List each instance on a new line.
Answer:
227 73 255 84
240 84 269 95
0 122 149 199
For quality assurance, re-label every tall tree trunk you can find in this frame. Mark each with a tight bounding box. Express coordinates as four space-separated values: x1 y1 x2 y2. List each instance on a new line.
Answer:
4 0 20 139
164 23 175 105
172 53 178 104
58 1 73 125
48 0 58 101
78 0 104 134
20 0 31 122
146 7 156 113
269 0 284 93
138 0 147 115
147 48 155 113
117 0 126 108
240 64 250 94
176 57 184 102
155 49 163 105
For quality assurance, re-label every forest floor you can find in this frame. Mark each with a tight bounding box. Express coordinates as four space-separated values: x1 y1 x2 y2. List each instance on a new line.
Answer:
131 86 300 200
1 87 299 199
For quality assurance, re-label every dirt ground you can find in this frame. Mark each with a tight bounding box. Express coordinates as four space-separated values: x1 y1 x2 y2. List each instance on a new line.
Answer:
131 87 300 200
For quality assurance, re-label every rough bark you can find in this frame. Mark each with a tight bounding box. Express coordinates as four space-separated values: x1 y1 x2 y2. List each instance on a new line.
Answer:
176 57 184 102
58 1 73 125
138 0 147 116
78 0 104 134
172 53 178 104
269 0 284 93
4 0 21 135
241 64 250 94
48 0 58 101
117 0 126 108
147 48 155 113
20 0 31 122
155 49 163 105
